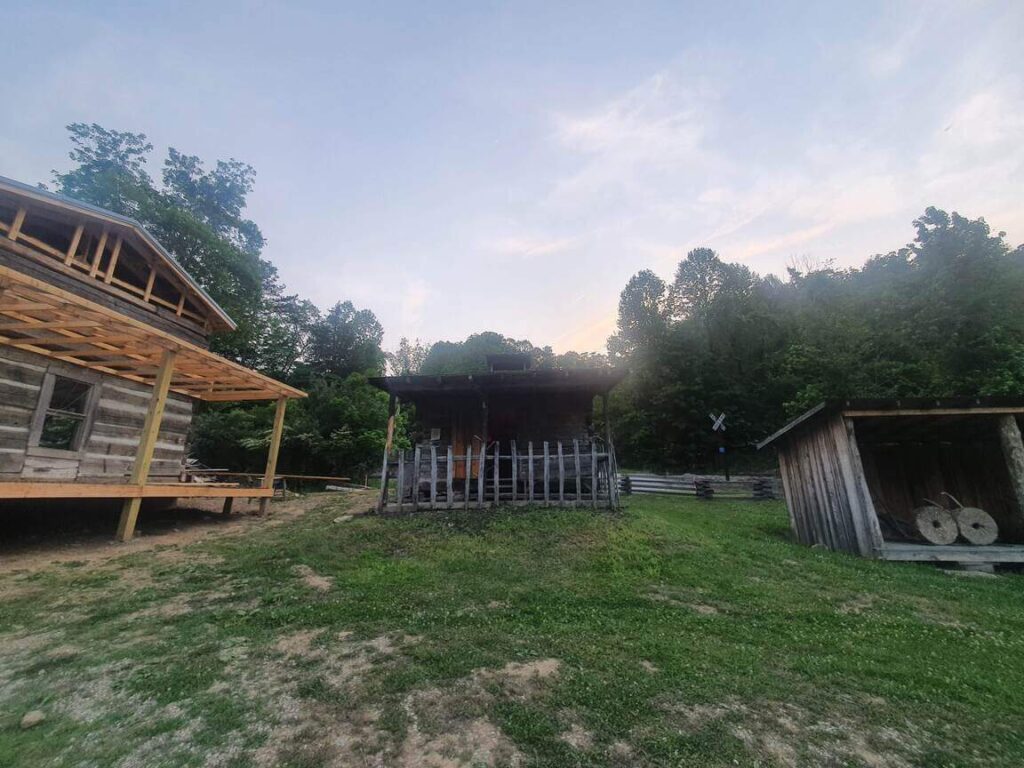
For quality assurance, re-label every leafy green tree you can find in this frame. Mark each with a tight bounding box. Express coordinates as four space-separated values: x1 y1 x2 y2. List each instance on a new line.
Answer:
52 123 154 216
608 269 668 360
306 301 385 377
387 337 430 375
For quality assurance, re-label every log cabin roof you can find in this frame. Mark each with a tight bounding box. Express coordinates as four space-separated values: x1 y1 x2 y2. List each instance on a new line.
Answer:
0 262 304 401
0 175 236 332
369 367 627 398
757 396 1024 450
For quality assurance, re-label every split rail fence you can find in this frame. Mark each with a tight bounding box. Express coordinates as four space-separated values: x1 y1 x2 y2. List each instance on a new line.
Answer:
378 440 619 512
620 473 780 500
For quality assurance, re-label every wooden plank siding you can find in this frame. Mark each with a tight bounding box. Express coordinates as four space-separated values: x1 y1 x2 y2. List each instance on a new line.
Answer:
775 412 881 557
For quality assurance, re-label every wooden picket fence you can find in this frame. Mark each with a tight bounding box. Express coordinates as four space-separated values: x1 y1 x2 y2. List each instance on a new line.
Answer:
378 440 619 512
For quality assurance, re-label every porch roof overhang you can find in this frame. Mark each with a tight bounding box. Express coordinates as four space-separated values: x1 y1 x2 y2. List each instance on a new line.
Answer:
369 367 627 399
0 263 304 402
756 397 1024 450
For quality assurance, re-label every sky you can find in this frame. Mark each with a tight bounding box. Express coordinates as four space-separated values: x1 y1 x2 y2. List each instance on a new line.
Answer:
1 1 1022 353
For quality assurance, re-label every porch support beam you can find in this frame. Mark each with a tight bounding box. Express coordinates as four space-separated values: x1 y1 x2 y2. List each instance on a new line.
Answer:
116 348 177 541
258 395 289 515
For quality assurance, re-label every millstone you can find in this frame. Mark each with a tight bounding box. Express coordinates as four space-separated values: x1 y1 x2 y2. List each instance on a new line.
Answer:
954 507 999 546
913 506 958 545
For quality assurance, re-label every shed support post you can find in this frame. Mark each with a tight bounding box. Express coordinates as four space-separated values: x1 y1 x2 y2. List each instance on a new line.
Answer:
998 415 1024 528
258 396 288 515
116 348 176 541
376 394 397 512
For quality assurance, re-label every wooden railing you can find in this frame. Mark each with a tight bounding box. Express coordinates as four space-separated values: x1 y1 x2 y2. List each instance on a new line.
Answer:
378 439 619 511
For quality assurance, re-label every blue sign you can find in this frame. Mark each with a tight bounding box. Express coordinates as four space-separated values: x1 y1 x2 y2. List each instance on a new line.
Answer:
718 446 726 454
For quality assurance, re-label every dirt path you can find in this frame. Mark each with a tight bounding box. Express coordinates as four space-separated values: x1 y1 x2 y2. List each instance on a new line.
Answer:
0 491 372 574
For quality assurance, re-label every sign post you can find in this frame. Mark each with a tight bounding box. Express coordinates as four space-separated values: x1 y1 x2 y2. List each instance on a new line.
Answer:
709 412 729 481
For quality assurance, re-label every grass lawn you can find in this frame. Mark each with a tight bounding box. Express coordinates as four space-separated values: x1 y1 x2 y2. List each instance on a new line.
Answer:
2 492 1023 767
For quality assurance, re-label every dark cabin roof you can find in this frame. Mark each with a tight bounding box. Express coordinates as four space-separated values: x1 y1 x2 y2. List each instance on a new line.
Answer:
370 367 627 398
0 174 236 331
757 396 1024 450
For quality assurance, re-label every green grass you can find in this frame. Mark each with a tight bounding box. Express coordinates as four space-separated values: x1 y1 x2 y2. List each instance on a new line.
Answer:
2 492 1023 766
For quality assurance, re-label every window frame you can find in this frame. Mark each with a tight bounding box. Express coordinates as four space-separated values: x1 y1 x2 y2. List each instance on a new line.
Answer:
27 368 101 459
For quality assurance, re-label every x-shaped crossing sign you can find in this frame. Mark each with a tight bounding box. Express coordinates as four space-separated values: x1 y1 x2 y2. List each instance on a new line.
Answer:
709 412 727 432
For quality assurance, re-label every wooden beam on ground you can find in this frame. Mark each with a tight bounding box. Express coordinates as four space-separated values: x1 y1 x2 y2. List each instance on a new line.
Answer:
116 348 177 541
258 396 288 515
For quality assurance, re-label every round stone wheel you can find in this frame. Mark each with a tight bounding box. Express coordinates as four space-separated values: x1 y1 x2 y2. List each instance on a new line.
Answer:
913 506 958 545
954 507 999 545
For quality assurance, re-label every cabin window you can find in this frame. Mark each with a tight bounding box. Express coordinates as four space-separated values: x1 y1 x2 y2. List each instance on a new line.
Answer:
29 372 97 454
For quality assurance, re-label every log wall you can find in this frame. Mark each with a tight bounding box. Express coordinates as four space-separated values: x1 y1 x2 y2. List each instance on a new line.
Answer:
0 345 191 483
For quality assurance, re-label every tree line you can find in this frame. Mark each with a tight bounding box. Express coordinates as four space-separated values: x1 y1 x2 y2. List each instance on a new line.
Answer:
48 124 1024 478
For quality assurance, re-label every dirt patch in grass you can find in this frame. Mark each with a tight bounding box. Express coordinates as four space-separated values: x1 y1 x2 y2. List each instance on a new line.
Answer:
837 594 875 615
662 696 921 767
293 563 333 592
0 492 362 576
559 719 594 751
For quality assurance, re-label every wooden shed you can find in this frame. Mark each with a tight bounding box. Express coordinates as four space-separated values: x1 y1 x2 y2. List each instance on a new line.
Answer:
370 354 626 511
758 398 1024 566
0 175 304 540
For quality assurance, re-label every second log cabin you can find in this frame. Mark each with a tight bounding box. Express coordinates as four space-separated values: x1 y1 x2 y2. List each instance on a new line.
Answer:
371 353 626 511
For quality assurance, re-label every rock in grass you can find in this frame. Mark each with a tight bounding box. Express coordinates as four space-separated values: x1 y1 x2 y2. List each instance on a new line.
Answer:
20 710 45 729
333 515 354 523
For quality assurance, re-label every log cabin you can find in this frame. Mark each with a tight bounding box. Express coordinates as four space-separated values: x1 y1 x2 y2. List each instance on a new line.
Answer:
370 353 626 511
758 398 1024 566
0 175 304 540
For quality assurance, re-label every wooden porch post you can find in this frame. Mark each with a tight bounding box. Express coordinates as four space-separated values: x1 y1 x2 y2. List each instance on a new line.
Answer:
116 348 177 541
377 394 398 512
998 415 1024 528
258 396 289 515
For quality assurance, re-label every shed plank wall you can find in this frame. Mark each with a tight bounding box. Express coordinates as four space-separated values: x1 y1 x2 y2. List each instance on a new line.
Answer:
0 345 191 482
777 413 864 555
